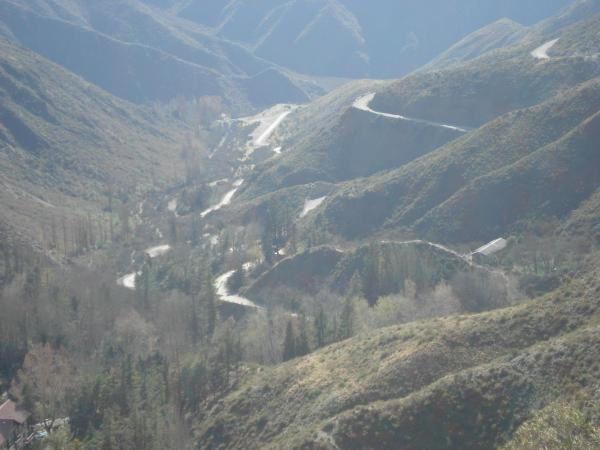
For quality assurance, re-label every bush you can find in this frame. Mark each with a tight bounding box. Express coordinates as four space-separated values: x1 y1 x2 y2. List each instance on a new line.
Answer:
502 403 600 450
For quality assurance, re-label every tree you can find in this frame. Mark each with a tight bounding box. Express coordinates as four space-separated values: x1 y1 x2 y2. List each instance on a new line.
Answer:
13 344 74 432
227 266 244 293
261 200 293 265
314 305 328 349
282 321 296 362
203 270 217 338
362 244 381 306
295 315 310 357
168 216 177 246
44 425 85 450
338 297 355 341
119 205 130 238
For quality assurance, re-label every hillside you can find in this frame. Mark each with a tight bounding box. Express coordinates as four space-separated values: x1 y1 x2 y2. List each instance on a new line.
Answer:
416 110 600 242
421 0 600 72
422 19 526 71
232 13 600 246
194 254 600 449
0 37 183 243
370 25 600 128
315 75 600 243
2 2 600 450
174 0 573 78
0 0 311 110
243 241 476 302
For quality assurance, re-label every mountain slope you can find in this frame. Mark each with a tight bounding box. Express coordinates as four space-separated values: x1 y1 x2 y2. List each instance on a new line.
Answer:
0 0 310 109
240 12 600 204
0 37 183 242
422 18 526 71
194 259 600 449
416 110 600 242
314 75 600 243
175 0 573 78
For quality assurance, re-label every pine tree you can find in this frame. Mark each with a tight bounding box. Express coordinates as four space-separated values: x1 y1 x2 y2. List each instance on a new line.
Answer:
362 244 380 306
227 266 244 293
314 305 328 349
168 216 177 245
338 297 355 341
296 315 310 357
282 321 296 362
204 270 217 338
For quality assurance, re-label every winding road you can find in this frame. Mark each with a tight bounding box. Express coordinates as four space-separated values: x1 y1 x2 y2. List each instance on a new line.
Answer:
215 270 263 309
300 196 327 218
117 244 172 290
353 93 470 133
200 179 244 218
531 39 559 60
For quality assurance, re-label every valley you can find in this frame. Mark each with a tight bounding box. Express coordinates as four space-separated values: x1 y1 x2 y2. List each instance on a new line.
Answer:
1 1 599 450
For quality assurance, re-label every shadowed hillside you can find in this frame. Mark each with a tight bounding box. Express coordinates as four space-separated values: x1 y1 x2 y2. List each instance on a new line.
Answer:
0 37 183 241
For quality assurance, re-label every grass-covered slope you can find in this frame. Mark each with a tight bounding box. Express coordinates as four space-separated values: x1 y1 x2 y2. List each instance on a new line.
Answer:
194 258 600 449
416 110 600 242
370 20 600 129
315 75 600 242
244 104 463 198
241 13 600 203
0 38 182 240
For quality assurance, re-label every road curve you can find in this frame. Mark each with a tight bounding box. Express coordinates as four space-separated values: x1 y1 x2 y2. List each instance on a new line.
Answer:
531 39 559 60
353 93 470 133
215 270 263 309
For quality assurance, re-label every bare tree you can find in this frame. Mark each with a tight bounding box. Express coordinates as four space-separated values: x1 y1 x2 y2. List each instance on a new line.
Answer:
12 344 75 432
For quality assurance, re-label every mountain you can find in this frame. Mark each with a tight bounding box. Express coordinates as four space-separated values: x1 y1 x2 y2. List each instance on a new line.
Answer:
173 0 573 78
235 12 600 248
317 75 600 243
422 0 600 72
194 257 600 449
0 37 183 243
422 18 526 71
0 0 312 110
3 2 600 450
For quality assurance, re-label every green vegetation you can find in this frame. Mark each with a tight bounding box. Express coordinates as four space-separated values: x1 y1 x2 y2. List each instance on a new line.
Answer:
193 256 600 449
501 402 600 450
1 3 600 450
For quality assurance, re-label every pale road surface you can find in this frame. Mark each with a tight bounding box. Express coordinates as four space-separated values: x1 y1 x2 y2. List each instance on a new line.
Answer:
239 104 297 159
145 244 171 258
255 110 293 146
353 93 470 133
215 270 263 309
531 39 559 59
200 179 244 218
118 244 172 290
300 196 327 218
117 272 139 290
